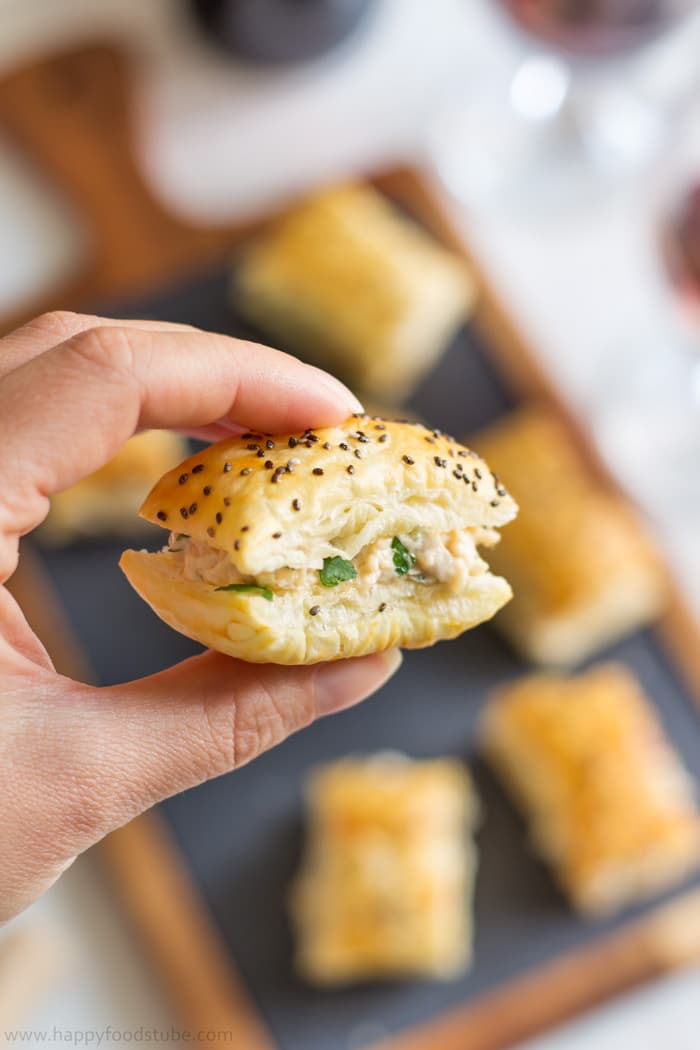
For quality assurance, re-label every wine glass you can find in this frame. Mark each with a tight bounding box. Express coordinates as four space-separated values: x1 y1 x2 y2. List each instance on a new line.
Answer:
430 0 700 211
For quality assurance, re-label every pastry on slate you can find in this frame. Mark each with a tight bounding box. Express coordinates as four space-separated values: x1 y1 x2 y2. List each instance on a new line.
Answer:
472 407 666 666
289 753 478 983
120 416 517 665
481 664 700 916
40 430 188 545
234 184 474 402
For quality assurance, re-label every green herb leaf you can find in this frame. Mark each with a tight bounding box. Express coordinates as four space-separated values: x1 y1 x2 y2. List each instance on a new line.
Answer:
175 533 190 541
169 548 184 553
391 536 416 576
318 556 358 588
215 583 274 601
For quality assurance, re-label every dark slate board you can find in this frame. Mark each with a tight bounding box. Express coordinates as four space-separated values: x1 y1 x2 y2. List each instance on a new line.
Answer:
36 264 700 1050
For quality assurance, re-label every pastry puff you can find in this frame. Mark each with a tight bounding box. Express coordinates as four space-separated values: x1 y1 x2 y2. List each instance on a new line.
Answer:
234 184 474 402
120 416 517 665
40 430 188 545
289 754 478 983
481 665 700 916
473 408 666 666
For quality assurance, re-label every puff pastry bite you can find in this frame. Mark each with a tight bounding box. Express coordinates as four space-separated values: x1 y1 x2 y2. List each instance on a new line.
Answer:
234 184 474 402
481 664 700 916
473 407 666 666
40 430 188 545
120 416 517 665
289 753 478 983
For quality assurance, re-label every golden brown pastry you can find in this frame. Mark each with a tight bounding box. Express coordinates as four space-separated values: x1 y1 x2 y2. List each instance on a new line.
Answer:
234 184 474 402
120 416 517 665
39 430 188 545
472 407 666 665
289 753 478 983
481 664 700 916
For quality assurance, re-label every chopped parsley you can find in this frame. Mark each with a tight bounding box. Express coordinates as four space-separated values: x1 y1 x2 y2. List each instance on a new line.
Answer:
215 583 274 601
319 556 358 588
391 536 416 576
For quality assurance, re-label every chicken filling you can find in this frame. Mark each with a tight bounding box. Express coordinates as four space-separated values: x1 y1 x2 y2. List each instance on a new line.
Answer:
165 527 499 599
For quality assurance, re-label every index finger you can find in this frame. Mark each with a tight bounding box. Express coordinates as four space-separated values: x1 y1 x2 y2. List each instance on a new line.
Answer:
0 324 362 579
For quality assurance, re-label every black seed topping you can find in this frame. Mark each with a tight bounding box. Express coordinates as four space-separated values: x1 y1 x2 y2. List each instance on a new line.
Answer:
340 442 349 451
207 527 215 538
216 512 223 524
178 473 189 485
192 464 204 474
189 502 197 514
434 456 447 468
288 436 298 448
224 497 231 506
403 455 414 465
425 436 435 444
309 605 321 616
240 467 252 476
246 443 260 451
374 423 386 430
458 450 467 458
378 602 387 612
272 531 282 539
347 465 355 474
180 507 189 519
323 441 331 450
241 525 249 532
156 510 168 522
452 470 461 479
312 467 324 476
497 486 507 497
378 433 388 442
292 499 301 511
264 460 274 469
266 439 275 449
223 462 232 472
472 481 478 492
356 434 370 443
354 449 362 459
475 468 483 479
256 449 265 458
490 499 500 507
234 539 240 550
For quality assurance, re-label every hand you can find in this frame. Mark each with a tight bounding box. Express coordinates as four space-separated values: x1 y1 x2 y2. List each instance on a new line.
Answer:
0 312 402 923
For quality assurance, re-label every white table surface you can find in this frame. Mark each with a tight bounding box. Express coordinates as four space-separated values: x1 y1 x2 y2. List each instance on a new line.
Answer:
2 0 700 1046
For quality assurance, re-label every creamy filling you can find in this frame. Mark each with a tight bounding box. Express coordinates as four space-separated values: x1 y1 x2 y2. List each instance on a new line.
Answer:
166 527 499 597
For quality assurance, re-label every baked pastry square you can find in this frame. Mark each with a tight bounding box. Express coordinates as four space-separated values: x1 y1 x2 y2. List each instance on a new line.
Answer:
481 664 700 915
40 430 188 545
234 184 474 401
472 407 666 665
120 417 517 665
289 753 478 983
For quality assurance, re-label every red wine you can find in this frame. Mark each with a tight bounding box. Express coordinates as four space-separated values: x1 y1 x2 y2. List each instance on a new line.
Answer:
665 183 700 314
499 0 696 56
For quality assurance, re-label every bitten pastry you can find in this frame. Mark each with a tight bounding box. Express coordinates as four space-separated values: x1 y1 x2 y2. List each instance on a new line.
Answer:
40 430 188 545
289 753 478 983
234 184 474 401
481 664 700 916
473 407 666 665
120 416 517 665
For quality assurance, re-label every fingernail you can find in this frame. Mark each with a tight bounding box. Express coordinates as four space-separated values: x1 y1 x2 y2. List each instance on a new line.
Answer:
307 365 364 414
314 649 403 717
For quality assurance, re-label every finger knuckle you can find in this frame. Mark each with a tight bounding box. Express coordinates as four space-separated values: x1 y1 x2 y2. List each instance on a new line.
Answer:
28 310 94 340
64 324 137 377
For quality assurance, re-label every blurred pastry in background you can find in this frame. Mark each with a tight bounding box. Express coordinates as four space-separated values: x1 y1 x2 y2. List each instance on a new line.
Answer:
40 430 188 545
234 184 474 402
289 753 478 983
472 406 666 666
481 664 700 917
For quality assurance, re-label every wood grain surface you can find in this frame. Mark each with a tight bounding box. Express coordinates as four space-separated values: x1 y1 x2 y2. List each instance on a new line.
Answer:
4 39 700 1050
